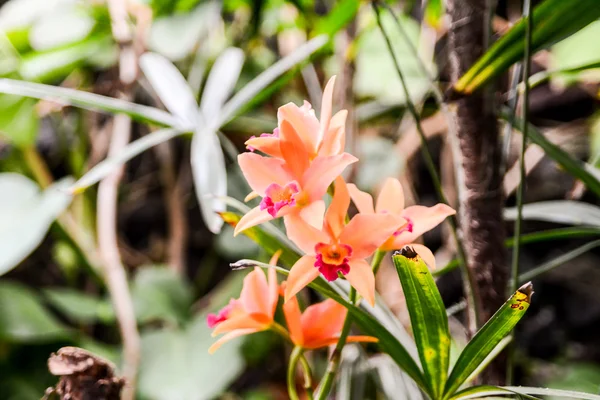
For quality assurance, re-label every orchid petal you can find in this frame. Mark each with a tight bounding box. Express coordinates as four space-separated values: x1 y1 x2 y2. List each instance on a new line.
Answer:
284 255 320 302
409 243 437 270
324 176 350 239
211 314 265 336
301 299 346 345
282 294 304 347
298 199 325 229
240 267 271 319
396 204 456 244
347 183 375 214
280 119 310 180
301 153 358 200
208 328 259 354
244 136 282 158
346 258 376 307
340 214 405 259
244 191 260 202
238 152 292 194
317 76 335 144
375 178 405 215
319 110 347 156
278 102 320 154
233 206 272 236
284 214 329 254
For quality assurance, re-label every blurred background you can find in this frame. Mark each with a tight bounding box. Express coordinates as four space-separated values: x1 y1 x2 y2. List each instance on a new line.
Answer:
1 0 600 399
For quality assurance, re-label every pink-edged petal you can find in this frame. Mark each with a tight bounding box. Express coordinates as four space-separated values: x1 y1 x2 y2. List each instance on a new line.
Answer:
301 153 358 200
318 110 347 157
346 258 376 306
409 243 437 270
284 255 320 302
375 178 405 215
282 294 304 347
211 313 265 336
280 119 310 181
340 214 405 259
317 76 335 143
347 183 375 214
298 199 325 229
244 136 282 158
278 102 320 154
324 176 350 239
233 206 273 236
396 204 456 244
300 299 347 344
240 267 271 319
208 328 260 354
238 152 292 194
284 213 329 254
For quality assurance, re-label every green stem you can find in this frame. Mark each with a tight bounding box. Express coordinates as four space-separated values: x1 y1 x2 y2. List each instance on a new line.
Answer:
299 354 315 400
508 0 533 386
371 248 386 275
373 2 479 333
288 346 304 400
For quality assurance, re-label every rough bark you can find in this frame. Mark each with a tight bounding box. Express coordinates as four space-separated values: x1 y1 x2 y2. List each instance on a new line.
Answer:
447 0 508 344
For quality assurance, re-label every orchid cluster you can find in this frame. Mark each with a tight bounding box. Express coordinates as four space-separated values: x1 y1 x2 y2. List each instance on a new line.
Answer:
208 76 455 365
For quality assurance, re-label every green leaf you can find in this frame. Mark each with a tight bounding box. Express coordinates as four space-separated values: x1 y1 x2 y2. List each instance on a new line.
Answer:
549 21 600 86
69 128 182 193
451 385 600 400
505 200 600 227
0 94 38 147
0 174 73 276
0 281 69 342
0 78 178 127
313 0 360 37
454 0 600 94
43 288 115 324
393 249 450 400
424 0 444 29
443 283 533 398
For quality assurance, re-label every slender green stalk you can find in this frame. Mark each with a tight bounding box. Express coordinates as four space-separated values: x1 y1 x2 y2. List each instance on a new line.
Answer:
288 346 304 400
507 0 533 385
299 354 315 400
371 248 386 275
372 2 479 332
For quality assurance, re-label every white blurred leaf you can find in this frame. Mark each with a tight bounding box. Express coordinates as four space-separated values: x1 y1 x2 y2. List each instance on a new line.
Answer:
29 6 94 51
191 126 226 234
0 174 74 276
200 48 244 122
140 52 198 130
504 200 600 227
0 0 75 31
70 128 181 192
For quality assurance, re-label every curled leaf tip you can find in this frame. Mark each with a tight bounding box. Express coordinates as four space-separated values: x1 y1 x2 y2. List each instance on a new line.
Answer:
518 281 534 301
395 246 418 259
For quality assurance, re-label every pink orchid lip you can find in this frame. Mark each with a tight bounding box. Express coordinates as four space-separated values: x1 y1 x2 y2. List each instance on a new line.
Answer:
393 217 414 237
207 302 234 328
314 243 353 282
259 182 300 218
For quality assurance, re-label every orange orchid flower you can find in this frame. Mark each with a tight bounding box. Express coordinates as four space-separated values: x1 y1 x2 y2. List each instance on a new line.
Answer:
347 177 456 269
283 177 405 306
245 76 347 159
207 254 280 354
283 294 377 349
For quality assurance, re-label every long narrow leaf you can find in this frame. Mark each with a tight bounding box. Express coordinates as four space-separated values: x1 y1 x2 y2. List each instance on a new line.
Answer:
505 200 600 227
443 283 533 398
393 249 450 400
0 79 177 127
451 385 600 400
69 129 182 193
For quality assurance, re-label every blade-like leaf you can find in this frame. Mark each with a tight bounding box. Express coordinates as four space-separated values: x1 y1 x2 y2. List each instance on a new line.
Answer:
217 35 328 125
313 0 360 37
140 52 198 130
200 48 244 121
443 283 533 398
505 200 600 227
393 248 450 400
451 385 600 400
0 78 177 127
191 125 227 234
70 128 182 193
453 0 600 94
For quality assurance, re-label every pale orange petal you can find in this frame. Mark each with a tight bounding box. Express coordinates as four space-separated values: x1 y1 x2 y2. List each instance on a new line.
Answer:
298 200 325 229
233 206 272 236
375 178 405 215
211 313 265 336
280 119 310 181
209 328 259 354
301 153 358 201
339 214 405 259
244 136 282 158
284 255 320 302
284 213 329 254
324 176 350 239
278 102 320 154
240 267 271 320
346 258 376 306
319 110 347 157
244 191 260 202
347 183 375 214
409 243 437 270
300 299 346 345
282 294 304 347
317 76 335 143
238 152 292 194
395 204 456 244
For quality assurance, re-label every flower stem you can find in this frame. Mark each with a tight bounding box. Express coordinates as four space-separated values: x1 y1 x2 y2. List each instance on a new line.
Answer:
299 353 315 400
288 346 304 400
371 248 386 275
